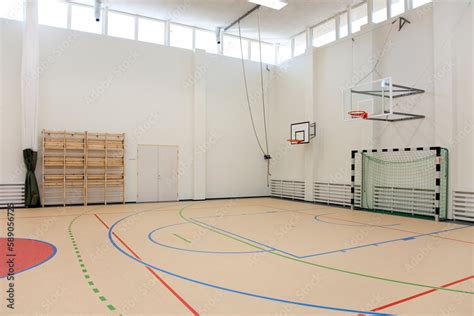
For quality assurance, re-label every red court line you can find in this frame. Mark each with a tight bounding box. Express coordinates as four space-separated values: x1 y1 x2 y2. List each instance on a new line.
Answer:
359 275 474 315
94 214 199 316
323 215 474 245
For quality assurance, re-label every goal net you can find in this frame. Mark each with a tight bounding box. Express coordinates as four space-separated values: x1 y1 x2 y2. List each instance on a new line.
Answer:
351 148 448 220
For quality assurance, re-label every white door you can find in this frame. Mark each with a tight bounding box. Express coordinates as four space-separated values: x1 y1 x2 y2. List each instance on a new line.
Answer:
137 145 178 203
158 146 179 201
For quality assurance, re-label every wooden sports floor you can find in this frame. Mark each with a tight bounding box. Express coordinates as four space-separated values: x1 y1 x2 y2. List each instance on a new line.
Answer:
1 198 473 315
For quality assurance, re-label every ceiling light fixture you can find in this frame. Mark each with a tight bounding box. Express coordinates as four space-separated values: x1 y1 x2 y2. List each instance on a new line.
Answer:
248 0 288 10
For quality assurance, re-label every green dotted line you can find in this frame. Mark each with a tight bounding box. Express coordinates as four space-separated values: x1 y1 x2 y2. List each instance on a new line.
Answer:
68 214 119 313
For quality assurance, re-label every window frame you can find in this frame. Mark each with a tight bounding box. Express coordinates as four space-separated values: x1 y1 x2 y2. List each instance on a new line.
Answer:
107 10 137 40
312 17 337 48
70 2 104 35
351 2 369 34
169 22 194 50
137 16 166 45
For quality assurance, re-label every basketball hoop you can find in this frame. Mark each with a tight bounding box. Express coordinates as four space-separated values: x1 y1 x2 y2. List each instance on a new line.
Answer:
348 110 369 119
288 139 303 144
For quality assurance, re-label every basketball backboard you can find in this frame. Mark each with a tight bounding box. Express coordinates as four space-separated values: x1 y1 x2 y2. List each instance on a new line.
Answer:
343 77 393 121
289 121 316 145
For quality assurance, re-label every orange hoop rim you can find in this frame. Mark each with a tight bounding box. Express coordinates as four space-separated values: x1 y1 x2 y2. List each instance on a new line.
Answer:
348 110 369 119
288 139 303 144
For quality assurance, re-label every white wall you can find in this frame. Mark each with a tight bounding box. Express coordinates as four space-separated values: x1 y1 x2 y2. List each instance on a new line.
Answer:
269 2 474 217
205 53 270 198
0 19 270 201
0 20 24 185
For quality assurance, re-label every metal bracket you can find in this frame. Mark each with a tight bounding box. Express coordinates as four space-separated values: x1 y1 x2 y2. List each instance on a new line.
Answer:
392 17 411 31
351 82 426 122
310 123 317 140
367 111 426 122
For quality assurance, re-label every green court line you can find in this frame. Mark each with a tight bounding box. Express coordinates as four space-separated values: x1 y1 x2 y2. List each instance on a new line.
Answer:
68 210 120 313
173 233 192 244
178 205 474 295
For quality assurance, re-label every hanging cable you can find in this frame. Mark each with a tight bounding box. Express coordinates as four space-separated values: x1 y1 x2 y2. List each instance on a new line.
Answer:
353 22 395 86
257 10 270 157
238 18 271 186
256 10 272 185
238 21 267 157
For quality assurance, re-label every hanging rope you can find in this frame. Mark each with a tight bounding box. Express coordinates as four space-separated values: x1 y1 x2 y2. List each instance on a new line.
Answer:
352 21 395 86
238 17 271 186
257 10 270 157
238 21 266 156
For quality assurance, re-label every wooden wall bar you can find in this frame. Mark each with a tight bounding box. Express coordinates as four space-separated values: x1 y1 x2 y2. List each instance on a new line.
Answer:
41 130 125 206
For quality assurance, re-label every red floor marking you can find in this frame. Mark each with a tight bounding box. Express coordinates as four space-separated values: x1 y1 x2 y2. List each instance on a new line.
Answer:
324 215 474 245
94 214 199 316
359 275 474 315
0 238 56 277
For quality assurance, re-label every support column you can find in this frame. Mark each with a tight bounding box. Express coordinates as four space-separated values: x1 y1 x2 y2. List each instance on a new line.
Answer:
192 49 207 200
303 49 315 202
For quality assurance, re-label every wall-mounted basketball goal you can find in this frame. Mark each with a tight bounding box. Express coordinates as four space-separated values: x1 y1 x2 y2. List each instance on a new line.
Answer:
288 121 316 145
344 77 425 122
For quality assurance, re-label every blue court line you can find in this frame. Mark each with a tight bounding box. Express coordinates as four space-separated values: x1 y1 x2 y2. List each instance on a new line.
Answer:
108 212 392 315
314 213 401 227
192 217 472 259
147 222 269 255
0 238 57 279
192 210 288 220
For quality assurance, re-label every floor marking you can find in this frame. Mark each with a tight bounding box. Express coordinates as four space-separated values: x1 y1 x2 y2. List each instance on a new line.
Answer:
173 233 192 244
322 215 474 245
314 213 401 227
179 205 474 295
108 208 391 315
148 222 267 255
191 216 470 259
68 208 118 313
0 238 57 278
363 275 474 315
94 214 199 316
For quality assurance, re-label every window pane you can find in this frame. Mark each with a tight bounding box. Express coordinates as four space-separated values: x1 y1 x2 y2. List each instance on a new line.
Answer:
195 29 217 54
293 33 307 57
39 0 68 28
413 0 432 8
0 0 23 21
108 12 135 40
223 35 248 59
339 12 348 38
170 24 193 50
390 0 405 17
278 41 291 64
313 19 336 47
138 18 165 45
351 3 368 33
250 41 275 64
71 5 102 34
372 0 387 23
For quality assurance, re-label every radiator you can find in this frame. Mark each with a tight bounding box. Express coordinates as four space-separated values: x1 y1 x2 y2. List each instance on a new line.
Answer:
453 191 474 222
373 186 436 216
270 180 305 200
0 184 25 208
313 182 361 207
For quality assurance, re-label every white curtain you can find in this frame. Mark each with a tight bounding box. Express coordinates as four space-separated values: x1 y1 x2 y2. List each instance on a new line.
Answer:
21 0 39 151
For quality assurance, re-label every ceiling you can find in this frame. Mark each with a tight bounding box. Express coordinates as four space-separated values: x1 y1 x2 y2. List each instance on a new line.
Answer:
71 0 353 43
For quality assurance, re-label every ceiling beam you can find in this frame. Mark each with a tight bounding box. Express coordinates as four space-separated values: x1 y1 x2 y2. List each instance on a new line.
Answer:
224 5 261 31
